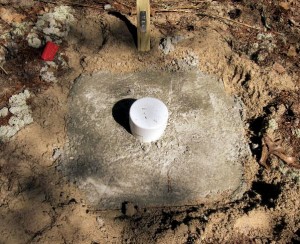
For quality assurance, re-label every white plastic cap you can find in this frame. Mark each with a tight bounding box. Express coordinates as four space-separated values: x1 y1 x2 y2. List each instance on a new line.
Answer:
129 97 169 143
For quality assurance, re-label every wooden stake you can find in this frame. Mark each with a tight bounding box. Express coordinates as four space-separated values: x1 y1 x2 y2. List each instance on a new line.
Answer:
137 0 150 51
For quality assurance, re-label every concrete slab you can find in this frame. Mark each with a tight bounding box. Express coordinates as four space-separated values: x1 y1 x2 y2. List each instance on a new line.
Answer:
61 71 251 209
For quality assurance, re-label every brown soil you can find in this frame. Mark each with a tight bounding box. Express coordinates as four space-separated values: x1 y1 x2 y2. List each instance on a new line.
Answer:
0 0 299 243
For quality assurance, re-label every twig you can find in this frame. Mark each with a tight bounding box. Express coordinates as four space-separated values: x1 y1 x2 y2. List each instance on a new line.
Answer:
35 0 105 9
111 0 133 10
260 135 300 169
0 64 8 75
155 9 195 13
198 13 262 31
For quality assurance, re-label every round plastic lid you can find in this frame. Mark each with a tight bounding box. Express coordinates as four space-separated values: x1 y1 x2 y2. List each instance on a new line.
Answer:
130 97 168 130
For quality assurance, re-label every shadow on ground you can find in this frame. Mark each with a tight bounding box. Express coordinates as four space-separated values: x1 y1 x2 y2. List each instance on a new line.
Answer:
112 98 136 133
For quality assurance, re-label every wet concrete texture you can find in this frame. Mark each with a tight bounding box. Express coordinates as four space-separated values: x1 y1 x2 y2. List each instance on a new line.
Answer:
61 71 251 209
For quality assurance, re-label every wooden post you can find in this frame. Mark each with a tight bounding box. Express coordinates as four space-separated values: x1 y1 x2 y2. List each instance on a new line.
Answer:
137 0 150 51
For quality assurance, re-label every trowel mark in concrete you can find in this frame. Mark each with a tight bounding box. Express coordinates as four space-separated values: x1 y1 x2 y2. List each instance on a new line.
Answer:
60 71 251 209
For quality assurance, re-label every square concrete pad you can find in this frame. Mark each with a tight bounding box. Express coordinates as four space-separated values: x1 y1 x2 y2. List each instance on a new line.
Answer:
60 71 251 209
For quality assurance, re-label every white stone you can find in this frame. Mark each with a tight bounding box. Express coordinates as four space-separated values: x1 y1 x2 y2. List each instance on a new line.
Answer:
27 33 42 48
24 89 30 99
0 126 9 137
23 114 33 125
8 116 23 128
9 105 28 115
9 93 27 106
0 90 33 140
5 126 18 138
104 4 112 10
0 107 8 117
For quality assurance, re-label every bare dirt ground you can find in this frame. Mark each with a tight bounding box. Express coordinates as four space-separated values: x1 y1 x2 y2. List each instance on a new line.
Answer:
0 0 299 243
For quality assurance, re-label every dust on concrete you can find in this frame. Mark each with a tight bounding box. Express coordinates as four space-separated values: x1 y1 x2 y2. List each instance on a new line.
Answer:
0 0 300 243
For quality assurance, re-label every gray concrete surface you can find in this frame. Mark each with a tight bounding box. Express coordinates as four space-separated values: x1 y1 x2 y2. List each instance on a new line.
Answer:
61 71 251 209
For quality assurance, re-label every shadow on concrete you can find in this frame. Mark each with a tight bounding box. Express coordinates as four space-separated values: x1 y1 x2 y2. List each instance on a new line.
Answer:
112 98 136 134
108 11 138 47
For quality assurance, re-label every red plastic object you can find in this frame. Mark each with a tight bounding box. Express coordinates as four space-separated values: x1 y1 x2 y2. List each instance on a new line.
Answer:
41 42 59 61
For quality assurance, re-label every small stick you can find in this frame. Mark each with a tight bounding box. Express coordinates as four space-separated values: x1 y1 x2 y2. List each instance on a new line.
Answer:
112 0 134 10
272 151 300 169
0 64 8 75
156 9 195 13
35 0 104 9
198 13 262 31
259 138 269 168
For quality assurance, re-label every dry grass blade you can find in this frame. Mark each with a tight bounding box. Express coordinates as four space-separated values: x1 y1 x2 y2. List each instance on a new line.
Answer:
197 13 262 31
260 138 270 168
0 63 8 75
35 0 105 9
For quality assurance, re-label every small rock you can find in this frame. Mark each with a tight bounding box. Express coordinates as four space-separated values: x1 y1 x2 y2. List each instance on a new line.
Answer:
27 33 42 48
287 45 297 57
23 114 33 125
159 36 185 55
0 126 9 137
279 2 290 10
159 37 174 55
40 65 57 83
5 126 18 137
122 202 137 217
9 116 24 128
9 105 29 115
0 107 8 117
96 217 105 228
267 118 278 132
52 148 62 161
104 4 112 10
0 90 33 140
175 223 189 236
273 62 286 74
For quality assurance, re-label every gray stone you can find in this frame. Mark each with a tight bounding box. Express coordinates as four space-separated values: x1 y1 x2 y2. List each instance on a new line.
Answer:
159 37 174 54
61 71 251 209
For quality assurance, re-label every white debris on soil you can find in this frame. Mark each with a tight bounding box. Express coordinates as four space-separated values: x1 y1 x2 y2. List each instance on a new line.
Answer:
0 107 8 117
30 6 75 44
51 148 62 161
27 32 42 48
292 128 300 138
104 4 112 10
0 90 33 140
57 54 68 68
40 61 58 83
11 22 30 37
267 118 278 133
96 217 105 228
248 33 277 62
170 51 199 71
159 36 185 54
